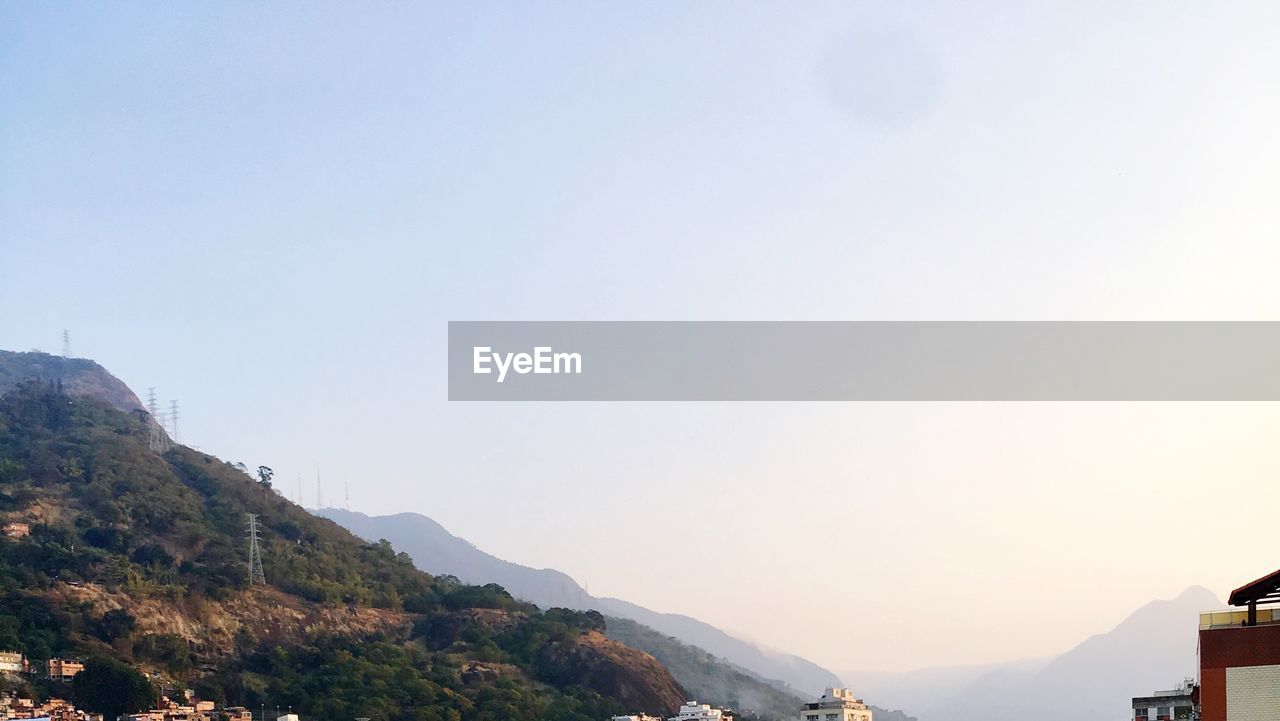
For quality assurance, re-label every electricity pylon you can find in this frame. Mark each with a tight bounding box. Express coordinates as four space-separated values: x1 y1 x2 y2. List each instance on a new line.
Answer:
246 513 266 586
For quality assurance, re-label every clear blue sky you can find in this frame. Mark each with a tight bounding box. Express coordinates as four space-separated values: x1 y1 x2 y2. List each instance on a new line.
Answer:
3 2 1279 672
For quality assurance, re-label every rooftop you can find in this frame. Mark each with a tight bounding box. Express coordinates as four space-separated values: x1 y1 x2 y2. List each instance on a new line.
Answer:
1227 566 1280 607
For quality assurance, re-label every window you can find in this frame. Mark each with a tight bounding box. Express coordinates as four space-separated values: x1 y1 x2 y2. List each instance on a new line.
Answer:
1156 708 1171 721
1135 708 1149 721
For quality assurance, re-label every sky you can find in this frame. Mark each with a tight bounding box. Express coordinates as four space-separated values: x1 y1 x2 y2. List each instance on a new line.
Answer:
2 2 1280 673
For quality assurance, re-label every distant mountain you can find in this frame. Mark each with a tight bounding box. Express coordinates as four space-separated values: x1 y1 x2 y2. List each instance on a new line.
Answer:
594 595 843 698
319 508 845 697
846 586 1220 721
844 658 1048 718
606 615 915 721
0 350 141 413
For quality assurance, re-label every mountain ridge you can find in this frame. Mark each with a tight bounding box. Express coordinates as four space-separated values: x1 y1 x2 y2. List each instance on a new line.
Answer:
0 350 142 414
846 585 1223 721
318 507 846 699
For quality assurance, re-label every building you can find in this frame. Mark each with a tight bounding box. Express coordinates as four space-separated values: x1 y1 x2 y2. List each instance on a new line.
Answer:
0 651 24 673
800 688 873 721
1198 566 1280 721
2 523 29 540
612 716 662 721
669 701 732 721
1132 679 1195 721
223 708 253 721
45 659 83 680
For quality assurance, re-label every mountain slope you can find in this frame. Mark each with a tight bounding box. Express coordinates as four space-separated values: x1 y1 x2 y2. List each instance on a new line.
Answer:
606 616 916 721
319 508 844 697
0 350 141 413
0 372 687 719
856 586 1219 721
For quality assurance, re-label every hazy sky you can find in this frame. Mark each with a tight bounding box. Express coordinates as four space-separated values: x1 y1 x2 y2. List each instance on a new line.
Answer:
3 2 1280 673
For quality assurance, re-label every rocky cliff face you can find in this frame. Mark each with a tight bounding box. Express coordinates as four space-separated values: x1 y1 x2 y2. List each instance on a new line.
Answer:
0 350 142 413
539 630 689 717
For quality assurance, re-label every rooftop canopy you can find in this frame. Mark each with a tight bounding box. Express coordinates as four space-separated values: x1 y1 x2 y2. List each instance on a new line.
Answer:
1228 567 1280 607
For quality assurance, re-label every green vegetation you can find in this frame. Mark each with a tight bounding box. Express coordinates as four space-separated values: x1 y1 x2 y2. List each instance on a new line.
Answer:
0 381 682 719
71 657 156 717
605 616 796 720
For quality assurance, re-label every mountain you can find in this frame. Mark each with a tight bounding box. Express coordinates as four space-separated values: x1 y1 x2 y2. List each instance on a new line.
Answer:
0 350 141 413
843 659 1048 719
846 586 1219 721
0 365 688 719
606 616 916 721
319 508 845 697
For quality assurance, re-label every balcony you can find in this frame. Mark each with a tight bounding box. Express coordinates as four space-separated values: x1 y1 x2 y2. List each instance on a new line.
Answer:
1199 607 1280 630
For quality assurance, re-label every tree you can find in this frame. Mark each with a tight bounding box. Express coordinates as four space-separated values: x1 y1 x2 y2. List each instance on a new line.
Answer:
96 608 136 642
256 465 274 488
72 657 155 719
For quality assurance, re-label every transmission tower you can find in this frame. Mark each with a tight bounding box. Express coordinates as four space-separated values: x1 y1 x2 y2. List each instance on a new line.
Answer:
246 513 266 586
61 330 71 358
169 400 180 443
146 388 170 453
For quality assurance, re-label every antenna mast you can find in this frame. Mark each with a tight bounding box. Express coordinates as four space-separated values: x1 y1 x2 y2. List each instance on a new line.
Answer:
246 513 266 586
61 330 71 358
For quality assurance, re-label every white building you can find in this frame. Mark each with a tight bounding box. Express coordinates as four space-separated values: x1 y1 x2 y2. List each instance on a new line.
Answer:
0 650 23 672
669 701 732 721
800 688 873 721
612 716 662 721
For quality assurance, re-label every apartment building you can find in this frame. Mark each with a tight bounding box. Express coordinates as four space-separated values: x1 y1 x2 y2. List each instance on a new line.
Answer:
669 701 732 721
1132 679 1194 721
1199 566 1280 721
800 688 873 721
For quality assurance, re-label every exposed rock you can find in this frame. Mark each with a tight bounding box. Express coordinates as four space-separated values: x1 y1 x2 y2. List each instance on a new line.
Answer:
0 350 142 413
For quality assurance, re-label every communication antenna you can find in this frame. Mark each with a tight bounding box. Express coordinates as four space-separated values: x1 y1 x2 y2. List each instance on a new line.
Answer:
316 468 323 509
61 330 71 358
169 400 180 443
246 513 266 586
296 473 303 507
345 480 350 511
